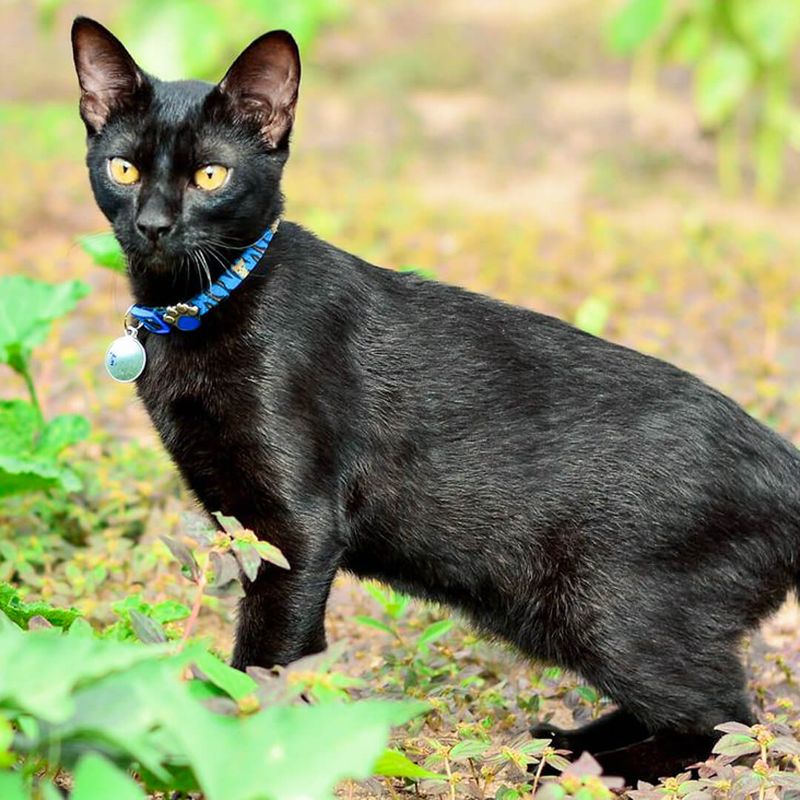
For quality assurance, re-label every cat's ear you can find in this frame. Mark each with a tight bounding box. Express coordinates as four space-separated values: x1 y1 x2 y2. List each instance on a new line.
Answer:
216 30 301 149
71 17 146 134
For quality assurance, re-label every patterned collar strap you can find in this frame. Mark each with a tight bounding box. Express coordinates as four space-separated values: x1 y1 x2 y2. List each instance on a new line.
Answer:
127 219 280 335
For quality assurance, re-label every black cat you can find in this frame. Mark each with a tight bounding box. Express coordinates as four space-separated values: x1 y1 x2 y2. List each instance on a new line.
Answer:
71 17 800 784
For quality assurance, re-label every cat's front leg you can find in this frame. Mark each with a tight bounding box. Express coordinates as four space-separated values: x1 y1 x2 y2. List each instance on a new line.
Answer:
230 553 340 671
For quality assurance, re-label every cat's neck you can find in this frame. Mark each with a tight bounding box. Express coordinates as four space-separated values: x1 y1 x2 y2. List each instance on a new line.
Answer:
126 201 284 307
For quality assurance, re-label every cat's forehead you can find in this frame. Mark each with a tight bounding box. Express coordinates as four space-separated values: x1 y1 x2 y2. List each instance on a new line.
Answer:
107 78 236 164
150 79 214 124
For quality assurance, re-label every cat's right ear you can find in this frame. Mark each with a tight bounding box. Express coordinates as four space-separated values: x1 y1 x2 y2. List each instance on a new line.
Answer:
71 17 146 135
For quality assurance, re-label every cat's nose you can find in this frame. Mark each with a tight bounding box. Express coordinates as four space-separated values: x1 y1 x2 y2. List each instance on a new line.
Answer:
136 217 173 243
136 205 175 243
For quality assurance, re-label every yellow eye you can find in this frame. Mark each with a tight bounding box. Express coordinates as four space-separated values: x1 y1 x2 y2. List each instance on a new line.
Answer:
193 164 229 191
108 157 140 185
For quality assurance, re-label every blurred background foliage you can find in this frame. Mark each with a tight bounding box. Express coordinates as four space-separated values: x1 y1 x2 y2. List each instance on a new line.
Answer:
609 0 800 200
2 1 800 796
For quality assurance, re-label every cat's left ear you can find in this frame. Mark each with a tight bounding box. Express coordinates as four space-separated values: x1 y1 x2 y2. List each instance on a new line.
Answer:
216 30 301 149
71 17 146 135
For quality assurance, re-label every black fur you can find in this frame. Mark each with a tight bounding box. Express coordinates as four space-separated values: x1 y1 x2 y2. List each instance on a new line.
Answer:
72 18 800 784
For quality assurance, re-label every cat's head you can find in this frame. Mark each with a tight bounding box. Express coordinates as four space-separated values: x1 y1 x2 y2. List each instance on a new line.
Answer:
71 17 300 293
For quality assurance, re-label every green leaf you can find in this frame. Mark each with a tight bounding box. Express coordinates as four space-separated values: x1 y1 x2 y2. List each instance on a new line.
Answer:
0 582 81 630
354 615 398 638
544 753 572 771
0 771 26 800
773 771 800 789
151 600 191 625
607 0 666 55
417 619 453 648
160 536 200 581
450 739 491 760
694 44 755 128
77 232 127 273
732 0 800 63
52 656 197 781
0 401 87 497
0 611 177 722
575 685 600 704
373 748 443 780
164 698 429 800
0 453 82 497
769 735 800 756
712 732 760 757
37 414 90 458
125 0 227 80
574 296 610 337
193 650 258 702
0 276 89 374
664 16 710 64
71 754 146 800
232 541 261 582
211 511 243 534
129 610 168 644
252 540 291 570
399 265 437 281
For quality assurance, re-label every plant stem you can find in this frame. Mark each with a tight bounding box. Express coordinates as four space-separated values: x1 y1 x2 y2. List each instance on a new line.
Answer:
443 754 456 800
19 363 45 428
530 754 547 797
180 571 207 648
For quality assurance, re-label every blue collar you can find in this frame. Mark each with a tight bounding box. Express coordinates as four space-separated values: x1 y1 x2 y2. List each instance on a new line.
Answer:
126 219 280 334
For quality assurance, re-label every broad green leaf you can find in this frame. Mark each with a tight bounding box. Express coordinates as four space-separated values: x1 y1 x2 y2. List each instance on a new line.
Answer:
373 748 443 780
732 0 800 63
162 697 429 800
151 600 191 624
694 44 755 128
0 771 26 800
0 582 81 630
52 657 198 780
37 414 90 458
0 276 89 373
574 296 610 337
0 401 87 497
0 453 82 497
417 619 453 648
71 754 146 800
77 232 127 273
664 16 709 64
607 0 666 55
125 0 227 80
193 649 258 702
0 611 176 722
0 400 38 453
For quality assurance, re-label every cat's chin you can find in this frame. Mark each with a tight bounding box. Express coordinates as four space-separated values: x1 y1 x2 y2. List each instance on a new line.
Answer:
126 249 182 275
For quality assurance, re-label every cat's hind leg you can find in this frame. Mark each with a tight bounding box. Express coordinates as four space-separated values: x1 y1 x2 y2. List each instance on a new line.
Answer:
530 707 650 754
